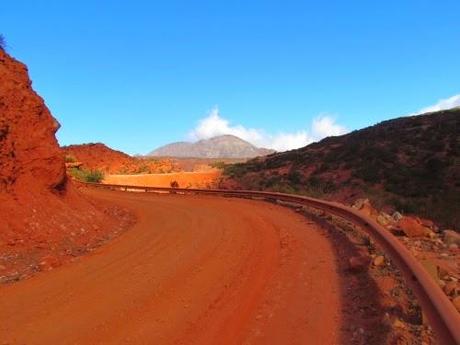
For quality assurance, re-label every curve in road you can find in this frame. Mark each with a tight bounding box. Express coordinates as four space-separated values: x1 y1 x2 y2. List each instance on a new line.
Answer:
1 189 342 344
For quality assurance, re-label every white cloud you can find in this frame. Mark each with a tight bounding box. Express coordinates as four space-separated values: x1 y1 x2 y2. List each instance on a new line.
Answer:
189 106 265 144
188 106 348 152
415 94 460 114
268 131 312 152
312 115 348 138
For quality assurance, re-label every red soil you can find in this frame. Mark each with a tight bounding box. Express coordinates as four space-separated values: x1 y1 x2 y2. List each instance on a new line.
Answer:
62 143 177 174
103 170 222 189
0 50 132 282
0 189 343 344
0 188 431 344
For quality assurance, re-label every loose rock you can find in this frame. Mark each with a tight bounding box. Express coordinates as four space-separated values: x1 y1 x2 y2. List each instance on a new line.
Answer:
377 213 392 226
449 243 459 251
398 217 432 238
444 230 460 246
393 319 406 329
443 281 459 296
453 296 460 312
392 211 403 222
373 255 385 267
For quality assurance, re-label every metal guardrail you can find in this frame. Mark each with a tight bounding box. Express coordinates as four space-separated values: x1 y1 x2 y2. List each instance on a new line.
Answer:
81 181 460 345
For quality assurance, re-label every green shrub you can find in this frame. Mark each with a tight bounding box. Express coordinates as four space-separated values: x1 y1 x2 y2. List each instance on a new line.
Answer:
69 167 104 183
264 174 282 188
135 164 150 174
354 164 381 183
305 176 337 195
117 166 129 174
223 163 247 177
69 167 85 181
287 170 303 185
210 161 226 169
64 154 77 163
85 170 104 183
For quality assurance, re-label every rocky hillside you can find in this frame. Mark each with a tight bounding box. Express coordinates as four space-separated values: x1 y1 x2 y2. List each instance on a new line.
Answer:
62 143 177 174
221 108 460 229
0 49 132 282
149 134 275 158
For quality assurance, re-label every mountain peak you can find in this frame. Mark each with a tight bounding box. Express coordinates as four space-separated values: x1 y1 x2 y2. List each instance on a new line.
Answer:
150 135 275 158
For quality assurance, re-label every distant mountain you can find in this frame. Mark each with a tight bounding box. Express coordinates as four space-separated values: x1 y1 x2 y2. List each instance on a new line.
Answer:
221 108 460 228
149 135 275 158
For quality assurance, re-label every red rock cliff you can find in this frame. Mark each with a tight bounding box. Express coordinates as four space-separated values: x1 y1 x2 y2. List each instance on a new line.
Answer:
0 49 66 193
0 49 133 282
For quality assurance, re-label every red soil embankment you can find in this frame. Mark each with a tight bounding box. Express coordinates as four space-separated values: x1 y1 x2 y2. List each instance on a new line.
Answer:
0 49 133 282
103 170 222 189
62 143 177 174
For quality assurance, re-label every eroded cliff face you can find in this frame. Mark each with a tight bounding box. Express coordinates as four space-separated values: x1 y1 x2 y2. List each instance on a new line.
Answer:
0 49 66 194
0 49 133 282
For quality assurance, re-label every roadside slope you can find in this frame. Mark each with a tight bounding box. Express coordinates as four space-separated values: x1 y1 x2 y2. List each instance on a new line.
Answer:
221 108 460 228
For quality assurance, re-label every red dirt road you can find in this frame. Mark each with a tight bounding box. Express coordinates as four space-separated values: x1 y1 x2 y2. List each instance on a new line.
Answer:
0 189 342 345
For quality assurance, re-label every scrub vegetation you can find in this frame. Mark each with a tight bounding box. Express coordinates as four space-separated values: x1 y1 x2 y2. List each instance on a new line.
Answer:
223 108 460 228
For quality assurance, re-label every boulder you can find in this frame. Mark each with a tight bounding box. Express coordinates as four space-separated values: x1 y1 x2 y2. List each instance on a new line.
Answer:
392 319 406 329
392 212 403 222
418 218 438 232
352 198 366 209
377 212 393 226
359 199 379 218
373 255 385 267
397 217 432 238
443 230 460 246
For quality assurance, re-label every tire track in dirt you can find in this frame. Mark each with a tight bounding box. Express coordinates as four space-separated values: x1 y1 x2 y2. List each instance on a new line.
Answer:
0 189 341 344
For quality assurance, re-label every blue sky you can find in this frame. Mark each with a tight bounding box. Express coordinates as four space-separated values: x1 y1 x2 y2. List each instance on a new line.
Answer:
1 1 459 154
